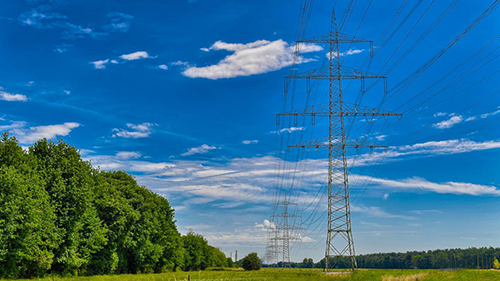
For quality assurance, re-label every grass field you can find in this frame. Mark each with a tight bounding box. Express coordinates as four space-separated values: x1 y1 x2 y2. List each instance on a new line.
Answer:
12 268 500 281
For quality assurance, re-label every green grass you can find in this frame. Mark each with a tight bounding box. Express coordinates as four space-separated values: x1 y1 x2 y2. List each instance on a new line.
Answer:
11 268 500 281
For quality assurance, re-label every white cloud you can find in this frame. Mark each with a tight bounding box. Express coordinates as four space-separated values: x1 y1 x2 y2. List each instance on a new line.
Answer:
270 126 305 134
11 122 81 144
79 141 500 222
0 87 27 102
353 205 415 220
104 12 134 33
326 48 364 59
383 193 389 200
375 135 386 141
158 64 168 70
170 61 191 67
464 107 500 123
355 175 500 196
242 140 258 145
254 222 265 228
91 59 109 69
63 89 71 95
354 138 500 167
181 144 220 156
19 7 133 39
434 112 447 117
119 51 150 61
433 115 463 129
19 8 67 28
112 122 156 138
0 121 27 131
263 219 275 229
183 39 322 79
213 202 245 209
116 151 142 159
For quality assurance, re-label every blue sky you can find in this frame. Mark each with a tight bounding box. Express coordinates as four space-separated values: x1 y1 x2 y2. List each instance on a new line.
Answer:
1 0 499 262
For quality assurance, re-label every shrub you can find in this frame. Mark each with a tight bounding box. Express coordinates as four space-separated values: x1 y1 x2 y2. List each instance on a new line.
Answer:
242 252 261 271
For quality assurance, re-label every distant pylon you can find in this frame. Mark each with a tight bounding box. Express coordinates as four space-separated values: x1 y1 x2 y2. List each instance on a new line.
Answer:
264 227 279 266
276 8 402 271
271 197 303 268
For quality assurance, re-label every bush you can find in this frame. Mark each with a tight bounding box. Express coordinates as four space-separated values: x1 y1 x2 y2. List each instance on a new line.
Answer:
242 252 261 271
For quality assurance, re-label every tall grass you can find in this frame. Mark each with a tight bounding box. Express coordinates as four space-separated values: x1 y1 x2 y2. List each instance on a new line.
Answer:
10 268 500 281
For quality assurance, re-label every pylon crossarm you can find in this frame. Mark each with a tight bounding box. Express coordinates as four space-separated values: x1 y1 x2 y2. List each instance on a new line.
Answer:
275 226 306 230
276 102 402 122
275 200 298 206
271 213 301 218
296 32 372 44
285 65 386 80
288 136 387 149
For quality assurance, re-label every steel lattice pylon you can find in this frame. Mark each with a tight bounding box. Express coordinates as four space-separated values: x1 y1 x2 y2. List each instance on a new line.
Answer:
276 9 402 272
270 199 303 268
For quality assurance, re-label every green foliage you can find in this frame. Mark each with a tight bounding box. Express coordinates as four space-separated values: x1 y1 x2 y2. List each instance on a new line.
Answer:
302 258 314 268
241 252 261 271
181 231 227 271
0 135 184 278
494 257 500 269
0 134 60 278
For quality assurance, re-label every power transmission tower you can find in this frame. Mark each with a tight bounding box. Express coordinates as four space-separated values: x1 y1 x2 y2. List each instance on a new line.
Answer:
271 198 303 268
276 9 402 272
264 227 279 266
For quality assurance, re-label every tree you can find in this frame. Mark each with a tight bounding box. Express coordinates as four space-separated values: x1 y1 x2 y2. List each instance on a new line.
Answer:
0 135 60 278
302 258 314 268
494 257 500 269
182 231 209 271
0 135 185 277
242 252 261 271
30 139 108 275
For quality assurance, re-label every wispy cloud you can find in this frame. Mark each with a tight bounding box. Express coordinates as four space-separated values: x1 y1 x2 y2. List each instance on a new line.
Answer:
116 151 142 159
53 43 72 53
104 12 134 33
18 6 133 39
183 39 322 79
353 205 415 220
157 64 168 70
181 144 220 156
326 48 364 59
91 51 153 69
433 115 463 129
269 126 305 134
242 140 258 145
112 123 156 138
18 7 66 28
9 122 80 144
81 144 500 216
90 59 110 69
465 107 500 122
353 138 500 167
119 51 150 61
0 87 27 102
355 175 500 196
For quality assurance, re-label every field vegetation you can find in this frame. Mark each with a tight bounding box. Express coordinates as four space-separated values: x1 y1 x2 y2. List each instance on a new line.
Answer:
8 268 500 281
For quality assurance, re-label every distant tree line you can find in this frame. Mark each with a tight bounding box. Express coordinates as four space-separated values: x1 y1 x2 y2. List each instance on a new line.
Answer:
264 247 500 269
0 134 227 279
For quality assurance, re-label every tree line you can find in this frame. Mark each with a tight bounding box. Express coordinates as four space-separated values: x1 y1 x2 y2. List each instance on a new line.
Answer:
0 134 227 279
265 247 500 269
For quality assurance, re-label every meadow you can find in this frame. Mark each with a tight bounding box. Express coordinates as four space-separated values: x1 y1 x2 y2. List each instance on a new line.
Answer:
12 268 500 281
